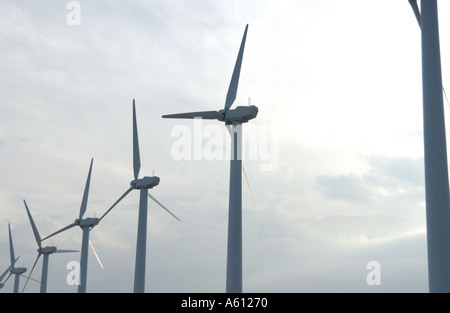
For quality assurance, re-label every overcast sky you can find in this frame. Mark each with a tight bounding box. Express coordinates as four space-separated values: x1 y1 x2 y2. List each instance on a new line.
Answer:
1 0 450 293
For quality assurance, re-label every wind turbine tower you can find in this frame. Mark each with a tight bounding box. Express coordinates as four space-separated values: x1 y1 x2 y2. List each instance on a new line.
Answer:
7 224 26 293
162 24 257 293
409 0 450 292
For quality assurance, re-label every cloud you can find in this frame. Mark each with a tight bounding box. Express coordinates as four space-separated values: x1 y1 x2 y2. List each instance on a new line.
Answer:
316 174 372 204
314 155 425 240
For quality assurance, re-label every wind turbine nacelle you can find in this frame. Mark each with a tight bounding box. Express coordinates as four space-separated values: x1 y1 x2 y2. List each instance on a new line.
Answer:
11 267 26 275
131 176 160 189
78 217 100 228
223 105 258 123
39 246 57 255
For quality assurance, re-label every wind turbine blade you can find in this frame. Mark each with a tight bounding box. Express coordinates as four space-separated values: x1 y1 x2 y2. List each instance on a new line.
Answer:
162 111 223 120
21 274 40 284
4 257 21 283
3 272 13 284
8 224 16 266
224 24 248 111
12 256 20 267
242 165 257 209
99 187 134 222
4 257 20 282
133 99 141 180
42 222 78 242
443 87 450 109
0 265 12 282
22 253 41 293
89 240 104 269
409 0 421 27
23 200 42 249
148 193 181 222
54 249 78 253
79 158 93 219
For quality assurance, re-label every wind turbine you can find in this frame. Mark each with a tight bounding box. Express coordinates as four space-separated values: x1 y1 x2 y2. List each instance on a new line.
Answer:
4 223 40 293
98 99 180 293
162 24 257 293
41 158 104 293
6 223 26 293
23 200 78 293
407 0 450 293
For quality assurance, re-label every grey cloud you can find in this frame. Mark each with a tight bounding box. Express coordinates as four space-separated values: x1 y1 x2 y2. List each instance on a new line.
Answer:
316 155 424 205
315 174 371 204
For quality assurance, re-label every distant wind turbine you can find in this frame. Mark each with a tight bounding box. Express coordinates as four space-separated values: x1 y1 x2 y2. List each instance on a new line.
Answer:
99 99 181 293
5 223 40 293
408 0 450 292
42 158 105 293
23 200 78 293
162 24 257 293
6 224 26 293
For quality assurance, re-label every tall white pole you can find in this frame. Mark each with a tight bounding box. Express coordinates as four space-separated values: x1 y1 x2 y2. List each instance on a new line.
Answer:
13 274 20 293
40 254 49 293
226 122 243 293
78 227 89 293
421 0 450 293
134 188 148 293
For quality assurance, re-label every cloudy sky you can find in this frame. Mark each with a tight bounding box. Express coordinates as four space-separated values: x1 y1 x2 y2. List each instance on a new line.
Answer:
1 0 450 293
